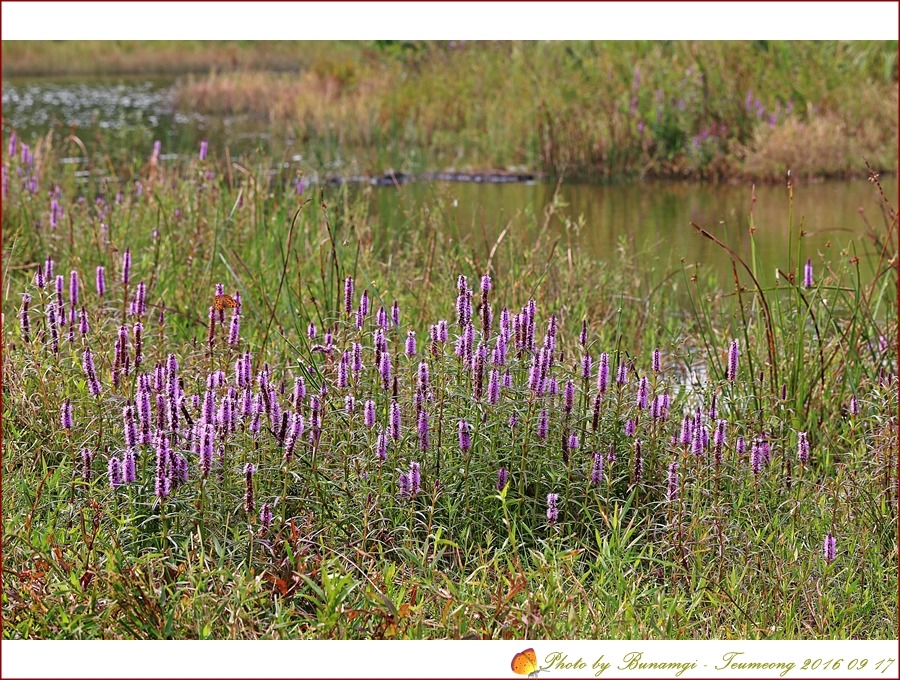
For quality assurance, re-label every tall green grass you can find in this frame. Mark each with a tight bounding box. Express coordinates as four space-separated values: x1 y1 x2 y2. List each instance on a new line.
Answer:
2 133 896 639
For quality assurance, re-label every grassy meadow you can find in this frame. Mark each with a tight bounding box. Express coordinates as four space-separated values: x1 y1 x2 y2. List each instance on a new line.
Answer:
1 124 897 639
3 40 898 180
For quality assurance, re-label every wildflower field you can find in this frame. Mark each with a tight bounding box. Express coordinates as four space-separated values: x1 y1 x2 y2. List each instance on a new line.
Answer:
1 131 897 639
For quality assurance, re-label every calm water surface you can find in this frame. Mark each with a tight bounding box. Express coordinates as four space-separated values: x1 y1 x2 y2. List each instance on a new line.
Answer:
3 77 895 288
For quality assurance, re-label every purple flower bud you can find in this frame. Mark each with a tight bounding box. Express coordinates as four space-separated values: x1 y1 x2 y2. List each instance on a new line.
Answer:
61 398 73 429
714 419 726 465
751 440 763 475
410 461 421 494
546 493 559 523
496 467 509 491
625 419 636 437
823 533 836 564
667 461 679 501
804 258 813 288
727 340 739 382
81 448 95 482
353 343 363 373
227 312 240 346
737 435 746 458
564 380 575 413
798 431 810 464
364 400 376 428
122 249 131 286
480 274 491 293
458 420 472 452
652 348 661 373
243 463 255 514
259 503 273 536
199 139 208 161
633 440 643 483
19 293 31 343
597 353 609 394
108 457 123 489
488 368 500 405
579 319 587 348
590 451 604 486
391 300 400 327
399 471 412 498
405 331 416 357
343 276 354 314
537 409 549 439
849 395 859 416
124 404 138 449
376 429 388 461
123 450 136 484
438 320 448 343
54 275 64 309
390 400 401 440
360 290 369 316
616 360 628 385
636 377 648 410
69 270 79 309
568 433 579 450
379 351 391 390
417 410 430 451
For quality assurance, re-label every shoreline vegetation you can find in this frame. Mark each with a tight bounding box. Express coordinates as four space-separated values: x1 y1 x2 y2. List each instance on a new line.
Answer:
3 40 897 182
2 128 897 638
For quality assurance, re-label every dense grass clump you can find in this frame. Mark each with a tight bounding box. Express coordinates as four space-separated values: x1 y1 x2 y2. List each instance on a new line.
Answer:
2 133 896 639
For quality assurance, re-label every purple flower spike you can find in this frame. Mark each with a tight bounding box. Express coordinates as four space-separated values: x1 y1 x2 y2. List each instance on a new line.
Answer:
616 360 628 385
590 451 604 486
417 410 430 451
391 300 400 327
537 409 549 439
597 353 609 394
376 429 388 461
399 472 411 498
546 493 559 523
579 319 587 348
667 461 679 501
849 395 859 416
488 368 500 405
823 533 836 564
405 331 416 357
389 400 401 440
496 467 508 491
122 249 131 286
364 400 376 428
123 451 136 484
343 276 354 314
410 461 421 495
61 399 73 430
652 348 661 373
798 431 810 464
81 448 95 483
199 140 208 160
458 420 472 452
108 457 123 489
637 377 648 410
727 340 739 382
244 463 255 514
804 258 813 288
69 270 79 308
259 503 273 536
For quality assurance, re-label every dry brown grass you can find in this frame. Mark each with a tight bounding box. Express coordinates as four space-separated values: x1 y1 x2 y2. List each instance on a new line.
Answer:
738 87 898 180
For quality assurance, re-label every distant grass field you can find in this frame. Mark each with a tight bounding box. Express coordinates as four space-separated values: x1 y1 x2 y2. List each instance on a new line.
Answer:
2 130 896 638
3 40 897 181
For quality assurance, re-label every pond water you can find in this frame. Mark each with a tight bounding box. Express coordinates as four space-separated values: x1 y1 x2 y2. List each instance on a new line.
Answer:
3 77 895 289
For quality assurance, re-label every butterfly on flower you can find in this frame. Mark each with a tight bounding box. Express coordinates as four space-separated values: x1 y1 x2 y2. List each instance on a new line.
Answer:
213 294 240 311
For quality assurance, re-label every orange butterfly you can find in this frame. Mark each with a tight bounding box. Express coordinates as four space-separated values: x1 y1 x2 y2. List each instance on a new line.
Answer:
511 649 545 677
213 294 239 311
